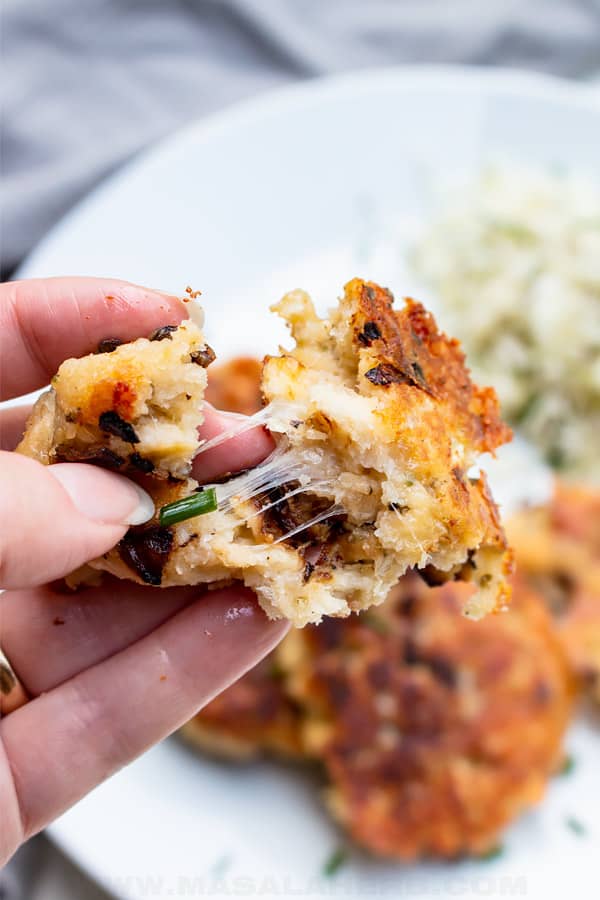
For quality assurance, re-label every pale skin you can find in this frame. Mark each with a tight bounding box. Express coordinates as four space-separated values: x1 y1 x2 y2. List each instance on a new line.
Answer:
0 277 288 866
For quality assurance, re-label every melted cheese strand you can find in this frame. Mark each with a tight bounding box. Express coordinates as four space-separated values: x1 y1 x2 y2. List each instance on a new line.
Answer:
196 406 273 455
244 479 335 521
195 401 304 457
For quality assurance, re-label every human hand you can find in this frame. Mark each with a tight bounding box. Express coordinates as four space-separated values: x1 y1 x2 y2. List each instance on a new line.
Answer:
0 277 286 866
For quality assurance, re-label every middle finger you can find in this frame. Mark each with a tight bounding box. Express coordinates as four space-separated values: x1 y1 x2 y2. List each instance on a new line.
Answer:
0 579 202 696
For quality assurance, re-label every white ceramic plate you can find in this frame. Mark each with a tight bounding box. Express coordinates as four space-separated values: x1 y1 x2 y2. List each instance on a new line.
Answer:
19 67 600 899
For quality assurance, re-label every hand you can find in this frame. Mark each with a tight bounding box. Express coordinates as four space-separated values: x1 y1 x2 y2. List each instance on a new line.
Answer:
0 277 287 866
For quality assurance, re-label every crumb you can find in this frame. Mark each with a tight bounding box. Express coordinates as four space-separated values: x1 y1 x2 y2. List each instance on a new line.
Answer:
159 674 167 682
566 815 587 837
322 848 347 877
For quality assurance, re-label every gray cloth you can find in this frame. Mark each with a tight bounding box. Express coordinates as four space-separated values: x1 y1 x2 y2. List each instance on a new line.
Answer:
3 0 600 275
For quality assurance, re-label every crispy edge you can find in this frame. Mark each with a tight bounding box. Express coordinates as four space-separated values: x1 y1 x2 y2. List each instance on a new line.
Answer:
345 278 512 455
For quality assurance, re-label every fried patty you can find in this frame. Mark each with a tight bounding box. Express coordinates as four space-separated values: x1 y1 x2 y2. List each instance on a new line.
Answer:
18 279 513 625
283 574 572 859
185 573 571 858
507 482 600 700
181 655 302 760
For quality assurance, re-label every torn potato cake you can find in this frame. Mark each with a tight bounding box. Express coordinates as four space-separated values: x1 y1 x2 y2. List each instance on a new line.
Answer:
18 279 513 626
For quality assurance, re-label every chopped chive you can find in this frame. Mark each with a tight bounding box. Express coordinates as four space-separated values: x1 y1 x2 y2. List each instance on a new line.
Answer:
488 219 535 242
559 755 575 776
547 446 567 470
322 847 347 877
267 660 286 682
476 844 504 862
159 487 218 526
565 816 587 837
362 612 390 635
209 854 233 878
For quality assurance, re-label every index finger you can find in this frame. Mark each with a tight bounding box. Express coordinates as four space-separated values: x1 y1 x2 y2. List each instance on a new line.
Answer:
0 277 187 399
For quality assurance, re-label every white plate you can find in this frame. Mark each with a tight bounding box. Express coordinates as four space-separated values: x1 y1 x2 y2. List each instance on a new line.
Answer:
19 66 600 899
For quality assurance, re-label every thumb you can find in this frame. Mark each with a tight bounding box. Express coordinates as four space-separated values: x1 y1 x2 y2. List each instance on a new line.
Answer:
0 453 154 589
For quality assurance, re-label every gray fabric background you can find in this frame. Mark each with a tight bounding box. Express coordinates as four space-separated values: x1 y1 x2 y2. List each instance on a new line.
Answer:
1 1 600 896
3 0 600 276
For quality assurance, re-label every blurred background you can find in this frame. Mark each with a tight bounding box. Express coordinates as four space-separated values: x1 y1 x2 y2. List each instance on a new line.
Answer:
3 0 600 279
2 2 600 899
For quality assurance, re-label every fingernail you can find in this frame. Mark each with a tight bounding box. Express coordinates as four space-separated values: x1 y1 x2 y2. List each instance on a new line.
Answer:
49 464 155 526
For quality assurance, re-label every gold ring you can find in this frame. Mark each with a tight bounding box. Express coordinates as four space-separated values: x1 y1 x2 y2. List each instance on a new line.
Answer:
0 648 29 715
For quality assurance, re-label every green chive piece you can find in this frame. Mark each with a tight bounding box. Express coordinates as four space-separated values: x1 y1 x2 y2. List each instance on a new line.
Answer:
559 755 575 776
361 611 390 635
267 660 286 682
322 847 347 877
209 854 233 878
159 487 218 526
566 816 587 837
477 844 504 862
